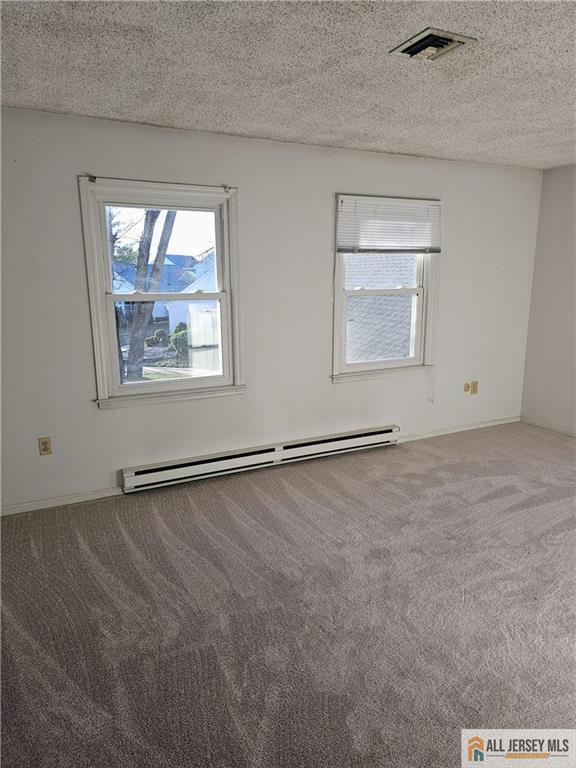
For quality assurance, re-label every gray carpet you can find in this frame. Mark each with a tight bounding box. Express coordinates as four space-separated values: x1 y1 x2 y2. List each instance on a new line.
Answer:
2 423 575 768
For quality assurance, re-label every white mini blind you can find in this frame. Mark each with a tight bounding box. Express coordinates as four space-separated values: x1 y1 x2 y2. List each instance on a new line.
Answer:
336 194 441 253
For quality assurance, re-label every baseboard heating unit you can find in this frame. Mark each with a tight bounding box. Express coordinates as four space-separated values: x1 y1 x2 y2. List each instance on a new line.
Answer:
122 424 399 493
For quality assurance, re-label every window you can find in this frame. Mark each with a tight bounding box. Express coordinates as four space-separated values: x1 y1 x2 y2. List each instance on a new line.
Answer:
79 177 242 408
333 194 441 379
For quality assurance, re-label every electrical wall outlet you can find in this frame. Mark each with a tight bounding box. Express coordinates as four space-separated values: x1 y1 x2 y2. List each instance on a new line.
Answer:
463 381 479 395
38 437 52 455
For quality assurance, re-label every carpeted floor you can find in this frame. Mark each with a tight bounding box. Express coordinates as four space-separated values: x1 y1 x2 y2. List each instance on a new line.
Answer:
2 422 575 768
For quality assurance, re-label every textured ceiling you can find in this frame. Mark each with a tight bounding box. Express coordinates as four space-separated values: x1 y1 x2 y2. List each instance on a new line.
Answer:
2 1 575 168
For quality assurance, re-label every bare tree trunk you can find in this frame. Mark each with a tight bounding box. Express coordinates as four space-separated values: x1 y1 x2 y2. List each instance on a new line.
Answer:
126 210 176 381
126 209 160 380
115 305 127 382
148 210 176 291
134 209 160 290
105 208 116 264
106 209 127 379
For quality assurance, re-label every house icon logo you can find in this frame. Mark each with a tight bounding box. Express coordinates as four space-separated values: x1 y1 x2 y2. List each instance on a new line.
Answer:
467 736 485 762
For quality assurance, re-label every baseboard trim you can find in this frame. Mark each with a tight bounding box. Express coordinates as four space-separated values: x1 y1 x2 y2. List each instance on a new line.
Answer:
519 416 576 438
1 486 123 516
2 416 527 516
397 415 521 444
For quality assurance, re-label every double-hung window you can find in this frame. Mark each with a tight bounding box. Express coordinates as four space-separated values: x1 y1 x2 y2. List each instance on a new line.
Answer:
333 194 441 379
79 177 242 408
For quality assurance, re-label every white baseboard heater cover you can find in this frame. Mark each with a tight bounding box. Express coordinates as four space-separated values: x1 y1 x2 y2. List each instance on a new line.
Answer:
122 424 399 493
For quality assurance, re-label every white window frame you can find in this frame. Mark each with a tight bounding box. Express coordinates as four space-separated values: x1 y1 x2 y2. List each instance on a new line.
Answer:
79 176 243 409
332 194 440 382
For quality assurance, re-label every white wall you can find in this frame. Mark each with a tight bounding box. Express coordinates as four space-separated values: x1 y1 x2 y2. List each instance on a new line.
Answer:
1 109 542 510
522 164 576 435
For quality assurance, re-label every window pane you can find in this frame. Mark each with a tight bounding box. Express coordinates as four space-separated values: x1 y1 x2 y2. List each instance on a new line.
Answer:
344 253 417 290
346 294 416 363
114 300 222 383
107 207 217 294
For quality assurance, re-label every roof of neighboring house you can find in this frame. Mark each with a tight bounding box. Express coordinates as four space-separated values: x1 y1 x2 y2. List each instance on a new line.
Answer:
181 269 216 294
347 294 412 362
112 250 215 294
345 254 415 362
344 253 415 290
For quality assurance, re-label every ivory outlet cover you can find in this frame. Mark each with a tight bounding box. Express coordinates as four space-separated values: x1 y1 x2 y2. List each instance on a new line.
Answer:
38 437 53 455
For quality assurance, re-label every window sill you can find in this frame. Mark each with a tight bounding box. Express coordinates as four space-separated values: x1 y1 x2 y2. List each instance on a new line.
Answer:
96 384 246 409
332 365 434 384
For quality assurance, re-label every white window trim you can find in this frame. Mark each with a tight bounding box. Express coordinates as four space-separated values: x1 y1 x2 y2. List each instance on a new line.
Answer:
79 176 244 408
331 195 441 383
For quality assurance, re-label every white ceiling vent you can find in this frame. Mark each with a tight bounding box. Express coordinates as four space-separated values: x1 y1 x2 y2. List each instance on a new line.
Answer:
390 28 477 61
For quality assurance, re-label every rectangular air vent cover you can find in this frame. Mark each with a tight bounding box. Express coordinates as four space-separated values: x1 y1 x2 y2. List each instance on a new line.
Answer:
390 27 477 61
